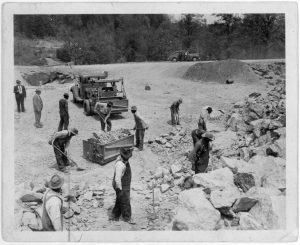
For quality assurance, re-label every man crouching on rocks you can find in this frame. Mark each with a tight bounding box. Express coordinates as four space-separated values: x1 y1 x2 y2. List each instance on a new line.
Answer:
111 147 135 224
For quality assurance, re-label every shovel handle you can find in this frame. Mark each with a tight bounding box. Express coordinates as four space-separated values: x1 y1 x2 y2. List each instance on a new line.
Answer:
52 144 78 167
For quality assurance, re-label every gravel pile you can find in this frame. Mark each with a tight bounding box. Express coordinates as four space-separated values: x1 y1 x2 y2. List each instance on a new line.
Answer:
183 59 258 83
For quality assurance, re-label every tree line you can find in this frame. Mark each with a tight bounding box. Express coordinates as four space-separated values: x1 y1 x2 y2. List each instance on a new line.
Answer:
14 14 285 65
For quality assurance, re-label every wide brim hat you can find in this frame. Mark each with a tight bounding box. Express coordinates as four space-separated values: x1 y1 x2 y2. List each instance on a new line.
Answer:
131 106 137 111
16 80 21 83
48 174 64 189
202 132 214 141
35 88 41 92
120 147 133 160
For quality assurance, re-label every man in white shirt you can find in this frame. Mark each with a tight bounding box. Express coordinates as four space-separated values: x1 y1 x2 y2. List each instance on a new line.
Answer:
42 174 64 231
111 147 133 223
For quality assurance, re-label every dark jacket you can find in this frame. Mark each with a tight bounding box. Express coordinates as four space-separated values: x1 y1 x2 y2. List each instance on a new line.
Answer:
170 101 180 113
13 85 26 98
59 98 69 117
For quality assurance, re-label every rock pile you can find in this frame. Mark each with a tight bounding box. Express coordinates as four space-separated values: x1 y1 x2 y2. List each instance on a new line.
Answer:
149 126 192 155
22 71 77 86
226 79 286 161
92 128 132 145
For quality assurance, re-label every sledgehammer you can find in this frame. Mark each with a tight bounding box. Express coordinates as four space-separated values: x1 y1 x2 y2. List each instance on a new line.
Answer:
52 145 86 171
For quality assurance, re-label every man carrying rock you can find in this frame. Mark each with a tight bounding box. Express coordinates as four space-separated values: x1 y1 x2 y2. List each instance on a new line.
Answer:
131 106 148 151
13 80 26 113
42 174 64 231
33 89 43 128
95 101 113 132
111 147 134 223
58 93 69 131
170 98 182 125
49 128 78 173
190 132 214 174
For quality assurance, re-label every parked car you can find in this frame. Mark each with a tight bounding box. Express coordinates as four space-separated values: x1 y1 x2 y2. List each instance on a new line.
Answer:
167 50 201 62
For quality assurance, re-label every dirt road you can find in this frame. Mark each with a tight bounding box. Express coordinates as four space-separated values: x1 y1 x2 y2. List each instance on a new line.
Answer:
14 61 273 230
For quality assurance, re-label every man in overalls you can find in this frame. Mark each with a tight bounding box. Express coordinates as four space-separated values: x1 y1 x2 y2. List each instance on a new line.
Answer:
49 128 78 173
42 174 64 231
111 147 134 223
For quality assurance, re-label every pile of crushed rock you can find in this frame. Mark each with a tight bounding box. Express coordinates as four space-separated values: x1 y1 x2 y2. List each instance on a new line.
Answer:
225 78 286 161
92 128 132 145
183 59 259 83
22 71 77 86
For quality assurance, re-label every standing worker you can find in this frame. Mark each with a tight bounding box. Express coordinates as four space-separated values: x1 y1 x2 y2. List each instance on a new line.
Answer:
191 114 207 146
95 101 113 132
13 80 26 113
170 98 182 125
58 93 69 131
201 106 213 122
41 174 64 231
190 132 214 174
131 106 148 151
111 147 134 223
49 128 78 173
33 89 43 128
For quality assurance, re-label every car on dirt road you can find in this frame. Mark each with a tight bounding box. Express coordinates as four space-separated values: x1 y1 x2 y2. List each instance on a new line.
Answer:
70 72 129 116
167 50 201 62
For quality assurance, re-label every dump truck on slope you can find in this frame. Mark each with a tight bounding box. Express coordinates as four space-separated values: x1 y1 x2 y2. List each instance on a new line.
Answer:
70 72 129 115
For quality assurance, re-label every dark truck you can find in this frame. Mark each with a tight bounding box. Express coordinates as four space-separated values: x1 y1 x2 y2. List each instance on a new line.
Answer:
70 72 128 116
167 50 201 62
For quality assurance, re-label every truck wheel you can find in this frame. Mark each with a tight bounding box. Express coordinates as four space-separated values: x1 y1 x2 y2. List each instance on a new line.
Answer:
193 57 197 61
83 100 91 116
172 58 177 62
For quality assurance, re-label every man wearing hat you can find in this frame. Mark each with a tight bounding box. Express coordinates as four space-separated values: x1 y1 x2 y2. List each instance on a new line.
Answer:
49 128 78 173
190 132 214 174
42 174 64 231
112 147 133 223
95 101 113 132
191 114 207 146
33 88 43 128
13 80 27 112
170 98 182 125
131 106 148 151
58 93 69 131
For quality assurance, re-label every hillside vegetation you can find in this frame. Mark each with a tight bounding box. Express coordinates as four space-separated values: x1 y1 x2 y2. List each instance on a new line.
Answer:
14 14 285 65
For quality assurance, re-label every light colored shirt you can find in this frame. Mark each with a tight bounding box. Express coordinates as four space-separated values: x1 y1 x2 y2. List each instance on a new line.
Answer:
33 94 43 111
18 85 22 94
95 102 111 115
43 189 63 231
200 106 211 122
113 157 126 190
51 130 71 149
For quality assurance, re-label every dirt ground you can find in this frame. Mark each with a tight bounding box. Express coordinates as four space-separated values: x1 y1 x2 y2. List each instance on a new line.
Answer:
14 60 283 231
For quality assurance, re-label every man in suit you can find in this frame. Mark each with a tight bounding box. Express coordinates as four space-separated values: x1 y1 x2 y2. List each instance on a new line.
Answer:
33 88 43 128
58 93 69 131
13 80 26 112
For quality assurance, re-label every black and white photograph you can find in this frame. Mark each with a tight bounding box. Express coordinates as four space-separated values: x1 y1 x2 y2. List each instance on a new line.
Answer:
1 1 298 242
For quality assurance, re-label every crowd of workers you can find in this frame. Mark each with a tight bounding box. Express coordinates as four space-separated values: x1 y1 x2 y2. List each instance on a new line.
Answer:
14 79 214 231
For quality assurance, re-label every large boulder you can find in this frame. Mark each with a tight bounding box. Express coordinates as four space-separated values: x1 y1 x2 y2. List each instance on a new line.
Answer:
238 212 264 230
270 196 286 229
210 189 240 209
172 188 221 230
249 119 271 137
232 197 258 213
226 113 247 132
246 187 280 229
193 167 240 193
234 172 256 192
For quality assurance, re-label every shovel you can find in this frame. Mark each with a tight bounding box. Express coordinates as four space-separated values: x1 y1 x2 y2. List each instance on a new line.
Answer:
52 145 86 171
